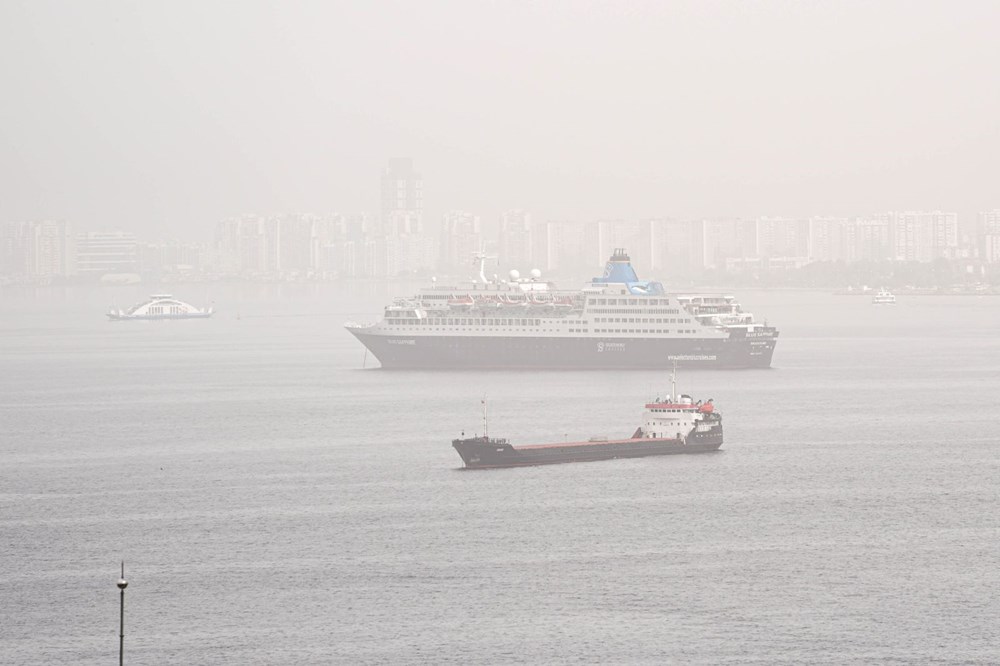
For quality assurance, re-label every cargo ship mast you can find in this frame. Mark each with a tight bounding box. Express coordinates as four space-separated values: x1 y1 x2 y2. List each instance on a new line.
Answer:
482 395 489 437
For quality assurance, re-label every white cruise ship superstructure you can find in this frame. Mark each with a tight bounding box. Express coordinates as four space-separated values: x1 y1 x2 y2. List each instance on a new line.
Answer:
345 249 778 369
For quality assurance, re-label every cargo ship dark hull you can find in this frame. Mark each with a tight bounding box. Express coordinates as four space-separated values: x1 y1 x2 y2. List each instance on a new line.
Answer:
453 428 723 469
349 328 776 369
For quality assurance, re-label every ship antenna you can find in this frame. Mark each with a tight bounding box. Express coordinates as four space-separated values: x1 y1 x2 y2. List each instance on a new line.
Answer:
482 394 488 438
472 243 498 285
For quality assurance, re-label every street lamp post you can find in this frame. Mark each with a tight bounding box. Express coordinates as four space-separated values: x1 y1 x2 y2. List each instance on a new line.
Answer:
117 562 128 666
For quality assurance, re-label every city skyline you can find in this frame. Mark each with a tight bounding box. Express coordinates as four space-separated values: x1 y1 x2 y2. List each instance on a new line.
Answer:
5 203 1000 284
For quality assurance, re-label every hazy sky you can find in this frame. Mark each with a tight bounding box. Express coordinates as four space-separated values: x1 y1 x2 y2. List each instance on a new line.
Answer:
2 1 998 238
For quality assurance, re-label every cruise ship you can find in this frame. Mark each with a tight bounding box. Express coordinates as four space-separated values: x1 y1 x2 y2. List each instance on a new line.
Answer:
345 249 778 369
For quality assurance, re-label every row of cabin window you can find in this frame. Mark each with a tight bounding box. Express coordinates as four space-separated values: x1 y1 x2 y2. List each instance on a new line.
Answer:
385 318 544 326
596 317 691 324
589 298 670 306
588 308 680 315
595 329 697 334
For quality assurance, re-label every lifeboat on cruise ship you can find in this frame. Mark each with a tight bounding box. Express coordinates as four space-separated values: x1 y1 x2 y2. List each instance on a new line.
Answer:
552 296 574 309
498 294 528 307
447 295 475 309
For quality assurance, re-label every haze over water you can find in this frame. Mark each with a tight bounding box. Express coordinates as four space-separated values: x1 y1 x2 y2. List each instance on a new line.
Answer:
4 2 1000 232
1 285 998 664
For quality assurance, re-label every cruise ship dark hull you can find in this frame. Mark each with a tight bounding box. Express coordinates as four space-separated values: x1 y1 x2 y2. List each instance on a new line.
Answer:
348 329 777 369
453 428 723 469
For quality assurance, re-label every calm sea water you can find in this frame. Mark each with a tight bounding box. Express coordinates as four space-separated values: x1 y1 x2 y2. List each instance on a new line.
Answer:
1 283 998 665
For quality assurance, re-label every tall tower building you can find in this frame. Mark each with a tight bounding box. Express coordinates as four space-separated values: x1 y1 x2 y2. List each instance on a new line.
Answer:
376 158 433 275
380 158 423 236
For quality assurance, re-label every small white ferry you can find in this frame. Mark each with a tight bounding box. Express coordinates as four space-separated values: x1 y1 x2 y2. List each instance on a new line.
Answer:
107 294 213 321
872 288 896 305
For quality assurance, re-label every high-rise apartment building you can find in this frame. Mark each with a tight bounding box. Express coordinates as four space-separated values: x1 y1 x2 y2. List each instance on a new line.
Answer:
590 220 650 271
807 217 849 262
380 158 423 235
275 214 319 274
384 210 423 237
498 210 533 269
215 216 268 275
439 211 482 272
700 219 757 270
0 223 17 277
321 213 377 277
885 211 958 262
756 217 809 260
76 231 137 276
215 213 391 277
647 219 703 276
979 210 1000 264
376 159 435 275
382 234 437 276
138 241 205 277
215 215 281 275
0 221 76 280
844 218 892 262
529 220 590 275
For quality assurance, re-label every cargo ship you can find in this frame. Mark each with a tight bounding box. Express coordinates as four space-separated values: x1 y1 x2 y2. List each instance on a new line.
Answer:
452 373 723 469
345 249 777 369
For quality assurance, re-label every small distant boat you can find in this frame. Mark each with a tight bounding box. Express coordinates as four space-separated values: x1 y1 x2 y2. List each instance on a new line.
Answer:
107 294 213 321
872 288 896 305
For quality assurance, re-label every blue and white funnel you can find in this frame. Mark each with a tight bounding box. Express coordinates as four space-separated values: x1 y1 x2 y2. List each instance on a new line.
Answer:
591 248 665 295
593 248 640 283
